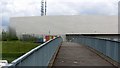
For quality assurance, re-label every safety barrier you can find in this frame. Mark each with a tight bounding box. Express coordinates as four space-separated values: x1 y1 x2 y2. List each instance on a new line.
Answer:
67 36 120 64
6 37 63 68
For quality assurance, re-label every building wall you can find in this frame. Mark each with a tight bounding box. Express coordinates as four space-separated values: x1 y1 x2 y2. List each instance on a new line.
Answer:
10 15 118 36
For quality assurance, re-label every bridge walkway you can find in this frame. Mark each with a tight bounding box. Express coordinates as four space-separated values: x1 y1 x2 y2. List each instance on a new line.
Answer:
53 42 114 66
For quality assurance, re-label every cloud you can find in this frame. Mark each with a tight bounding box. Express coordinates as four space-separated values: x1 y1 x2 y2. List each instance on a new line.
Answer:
1 0 41 17
1 0 119 17
47 0 119 15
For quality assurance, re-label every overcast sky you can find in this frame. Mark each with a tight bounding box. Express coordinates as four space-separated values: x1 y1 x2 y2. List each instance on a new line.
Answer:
0 0 120 30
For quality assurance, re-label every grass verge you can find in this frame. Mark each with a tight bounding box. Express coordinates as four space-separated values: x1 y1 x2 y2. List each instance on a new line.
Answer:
2 41 40 63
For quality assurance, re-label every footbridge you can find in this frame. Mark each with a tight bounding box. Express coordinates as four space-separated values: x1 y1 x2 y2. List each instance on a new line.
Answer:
5 36 120 68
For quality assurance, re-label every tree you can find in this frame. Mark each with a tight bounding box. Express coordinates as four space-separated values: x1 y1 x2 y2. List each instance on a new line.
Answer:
2 30 7 41
8 27 18 41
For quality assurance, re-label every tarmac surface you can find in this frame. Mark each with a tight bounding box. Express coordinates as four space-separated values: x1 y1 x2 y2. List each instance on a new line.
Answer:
53 42 114 66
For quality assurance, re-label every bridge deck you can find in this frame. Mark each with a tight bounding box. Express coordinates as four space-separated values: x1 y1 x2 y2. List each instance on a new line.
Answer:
53 42 113 66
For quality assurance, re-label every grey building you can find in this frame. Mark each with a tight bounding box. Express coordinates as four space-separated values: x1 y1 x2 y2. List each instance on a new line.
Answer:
10 15 118 36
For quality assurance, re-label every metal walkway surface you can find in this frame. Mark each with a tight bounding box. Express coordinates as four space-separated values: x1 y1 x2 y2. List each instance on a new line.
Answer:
53 42 114 66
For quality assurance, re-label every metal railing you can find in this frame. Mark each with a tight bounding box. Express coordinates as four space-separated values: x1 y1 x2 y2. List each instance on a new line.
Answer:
6 37 63 67
67 36 120 63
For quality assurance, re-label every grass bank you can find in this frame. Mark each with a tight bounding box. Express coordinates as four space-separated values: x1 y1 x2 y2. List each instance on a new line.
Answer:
2 41 40 63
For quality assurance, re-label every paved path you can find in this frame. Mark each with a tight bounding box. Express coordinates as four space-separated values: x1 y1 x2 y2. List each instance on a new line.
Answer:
53 42 114 66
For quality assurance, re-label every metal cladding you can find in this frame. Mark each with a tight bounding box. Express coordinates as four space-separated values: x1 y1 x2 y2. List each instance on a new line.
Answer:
10 15 118 36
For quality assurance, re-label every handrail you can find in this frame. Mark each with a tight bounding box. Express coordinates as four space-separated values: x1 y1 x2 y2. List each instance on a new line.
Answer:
80 36 120 43
66 36 120 65
7 37 63 67
10 38 55 65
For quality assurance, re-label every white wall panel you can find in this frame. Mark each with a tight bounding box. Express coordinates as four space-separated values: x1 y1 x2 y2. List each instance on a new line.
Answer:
10 15 118 35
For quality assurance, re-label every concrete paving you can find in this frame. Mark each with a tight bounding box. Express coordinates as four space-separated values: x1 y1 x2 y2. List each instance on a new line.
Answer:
53 42 114 66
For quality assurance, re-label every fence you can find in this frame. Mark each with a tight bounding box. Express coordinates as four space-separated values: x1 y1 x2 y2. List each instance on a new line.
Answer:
6 37 63 68
66 36 120 64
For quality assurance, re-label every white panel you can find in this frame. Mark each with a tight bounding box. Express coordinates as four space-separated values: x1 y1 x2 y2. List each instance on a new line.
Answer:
10 15 118 35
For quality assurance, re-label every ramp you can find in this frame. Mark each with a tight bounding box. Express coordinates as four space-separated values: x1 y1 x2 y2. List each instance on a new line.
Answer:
53 42 114 66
